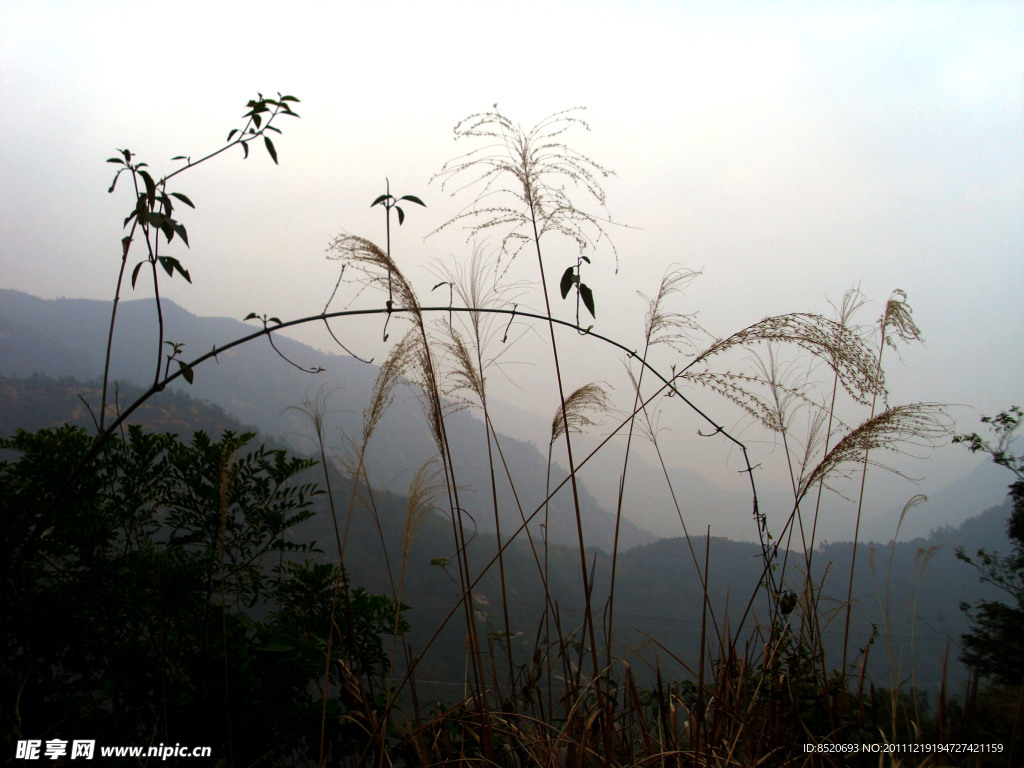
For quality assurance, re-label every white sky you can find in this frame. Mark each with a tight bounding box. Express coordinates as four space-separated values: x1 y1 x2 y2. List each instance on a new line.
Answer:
2 0 1023 507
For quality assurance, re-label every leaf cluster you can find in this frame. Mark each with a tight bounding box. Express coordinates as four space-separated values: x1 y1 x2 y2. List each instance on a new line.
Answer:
106 93 300 293
0 424 403 763
371 189 426 226
954 407 1024 685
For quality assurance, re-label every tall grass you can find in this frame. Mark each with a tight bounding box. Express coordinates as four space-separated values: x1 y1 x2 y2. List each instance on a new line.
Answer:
87 100 989 766
293 108 966 765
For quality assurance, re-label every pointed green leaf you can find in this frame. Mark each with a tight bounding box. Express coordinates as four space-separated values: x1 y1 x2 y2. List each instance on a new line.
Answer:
264 135 278 164
107 157 124 165
396 206 405 225
170 192 195 208
560 267 575 300
227 128 238 142
172 222 189 248
371 194 390 207
139 169 156 204
581 255 591 264
170 155 187 161
131 261 144 289
177 360 194 385
399 195 426 206
244 312 259 321
269 317 282 325
580 283 596 318
241 141 249 159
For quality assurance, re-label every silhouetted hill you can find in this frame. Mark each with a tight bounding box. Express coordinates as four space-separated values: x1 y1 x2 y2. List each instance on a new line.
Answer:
2 291 1018 700
0 289 655 552
0 374 248 437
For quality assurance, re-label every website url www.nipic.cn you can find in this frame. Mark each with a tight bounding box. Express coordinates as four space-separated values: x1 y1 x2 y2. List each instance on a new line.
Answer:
16 740 213 761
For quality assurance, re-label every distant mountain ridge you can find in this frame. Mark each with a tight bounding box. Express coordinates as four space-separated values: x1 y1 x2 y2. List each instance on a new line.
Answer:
0 288 656 551
0 361 1015 696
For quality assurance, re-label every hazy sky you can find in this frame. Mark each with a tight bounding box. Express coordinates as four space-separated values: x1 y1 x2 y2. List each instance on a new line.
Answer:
2 1 1022 504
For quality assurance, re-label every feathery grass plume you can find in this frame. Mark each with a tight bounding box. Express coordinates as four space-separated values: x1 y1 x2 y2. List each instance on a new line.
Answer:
550 382 612 444
881 288 923 352
442 326 486 405
829 283 871 335
794 404 831 490
680 370 786 432
327 233 421 318
286 387 346 558
686 312 884 406
876 288 923 397
362 328 417 447
430 107 618 274
795 403 951 503
402 457 443 577
434 246 528 335
433 247 529 382
407 335 450 456
326 235 452 457
747 348 843 486
640 265 703 353
750 347 814 441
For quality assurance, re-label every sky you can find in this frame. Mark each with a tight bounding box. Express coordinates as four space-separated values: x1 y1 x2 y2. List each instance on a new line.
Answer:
2 0 1023 519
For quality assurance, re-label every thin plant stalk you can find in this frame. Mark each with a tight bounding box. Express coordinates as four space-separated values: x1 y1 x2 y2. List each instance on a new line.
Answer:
840 289 922 691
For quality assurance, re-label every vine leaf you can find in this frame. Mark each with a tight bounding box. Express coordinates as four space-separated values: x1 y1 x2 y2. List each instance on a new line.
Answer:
579 283 596 318
264 136 278 165
157 256 191 282
170 192 195 208
560 267 575 300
